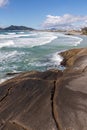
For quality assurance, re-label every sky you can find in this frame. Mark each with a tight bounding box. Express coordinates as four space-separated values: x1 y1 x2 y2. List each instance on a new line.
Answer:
0 0 87 29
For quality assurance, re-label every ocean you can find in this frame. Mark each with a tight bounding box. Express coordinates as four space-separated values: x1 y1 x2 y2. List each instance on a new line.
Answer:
0 31 86 83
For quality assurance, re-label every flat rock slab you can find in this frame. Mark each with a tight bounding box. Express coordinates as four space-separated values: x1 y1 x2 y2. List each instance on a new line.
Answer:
54 70 87 130
0 70 62 130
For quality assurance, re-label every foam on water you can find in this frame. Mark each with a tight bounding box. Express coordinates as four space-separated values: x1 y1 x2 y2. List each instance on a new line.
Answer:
51 52 63 66
58 33 83 46
7 32 16 35
28 61 51 68
0 40 14 48
0 50 25 64
74 37 83 46
0 31 84 83
19 32 25 34
0 32 58 48
0 31 37 39
0 34 30 39
0 77 10 84
28 52 63 70
0 51 17 61
66 35 83 46
0 32 83 49
13 36 57 48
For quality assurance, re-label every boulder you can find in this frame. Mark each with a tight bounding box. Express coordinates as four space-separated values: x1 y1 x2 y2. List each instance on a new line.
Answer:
60 48 82 67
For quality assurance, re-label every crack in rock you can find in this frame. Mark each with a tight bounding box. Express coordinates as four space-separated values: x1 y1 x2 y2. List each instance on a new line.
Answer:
51 81 60 130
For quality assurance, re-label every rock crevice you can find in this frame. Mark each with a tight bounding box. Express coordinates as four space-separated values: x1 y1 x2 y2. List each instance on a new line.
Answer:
51 80 60 130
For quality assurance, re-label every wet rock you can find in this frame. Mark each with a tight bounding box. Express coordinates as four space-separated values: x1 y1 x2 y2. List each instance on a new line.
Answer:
6 72 19 76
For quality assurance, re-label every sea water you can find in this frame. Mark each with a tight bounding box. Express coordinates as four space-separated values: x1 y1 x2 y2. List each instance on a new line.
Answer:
0 31 85 83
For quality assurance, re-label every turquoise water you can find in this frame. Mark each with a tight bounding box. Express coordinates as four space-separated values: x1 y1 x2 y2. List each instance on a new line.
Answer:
0 31 86 82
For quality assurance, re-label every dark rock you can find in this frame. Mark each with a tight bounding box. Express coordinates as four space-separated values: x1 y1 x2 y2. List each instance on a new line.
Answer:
81 27 87 35
1 48 87 130
0 69 62 130
0 25 35 31
60 48 83 67
60 48 87 70
6 72 19 76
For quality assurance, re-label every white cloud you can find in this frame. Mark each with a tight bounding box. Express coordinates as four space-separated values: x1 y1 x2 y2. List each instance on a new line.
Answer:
42 14 87 30
0 0 9 7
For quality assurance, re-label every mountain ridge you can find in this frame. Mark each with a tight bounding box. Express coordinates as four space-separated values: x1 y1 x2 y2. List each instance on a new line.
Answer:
0 25 35 31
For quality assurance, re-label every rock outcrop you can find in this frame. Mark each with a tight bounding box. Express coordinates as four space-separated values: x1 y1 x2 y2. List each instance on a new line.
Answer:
0 70 62 130
82 27 87 35
0 48 87 130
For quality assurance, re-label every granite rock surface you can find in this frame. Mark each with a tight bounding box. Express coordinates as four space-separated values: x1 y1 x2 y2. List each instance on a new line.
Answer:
0 48 87 130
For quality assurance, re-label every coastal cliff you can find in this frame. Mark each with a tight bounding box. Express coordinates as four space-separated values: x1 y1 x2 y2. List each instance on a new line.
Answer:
0 48 87 130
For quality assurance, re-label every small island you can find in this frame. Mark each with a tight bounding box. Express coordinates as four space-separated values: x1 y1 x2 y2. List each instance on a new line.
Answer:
0 25 35 31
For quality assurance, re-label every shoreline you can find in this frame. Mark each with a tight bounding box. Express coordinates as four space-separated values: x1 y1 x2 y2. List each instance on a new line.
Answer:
0 31 84 84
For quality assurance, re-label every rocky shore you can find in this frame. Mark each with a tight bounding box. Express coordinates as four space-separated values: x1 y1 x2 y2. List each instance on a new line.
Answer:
0 48 87 130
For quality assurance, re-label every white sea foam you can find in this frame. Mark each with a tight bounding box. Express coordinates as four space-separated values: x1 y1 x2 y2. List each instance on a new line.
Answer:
0 32 83 48
0 34 29 39
7 32 16 35
28 61 50 67
1 32 79 49
0 78 9 84
66 35 83 46
74 37 83 46
50 52 63 66
15 36 57 48
53 32 83 46
0 40 14 48
0 51 17 62
18 32 24 34
0 76 15 84
0 50 25 63
0 32 41 39
63 33 83 46
0 32 57 48
0 32 58 48
28 51 63 69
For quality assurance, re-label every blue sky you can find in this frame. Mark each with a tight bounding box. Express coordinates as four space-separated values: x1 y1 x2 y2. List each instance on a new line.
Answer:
0 0 87 29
